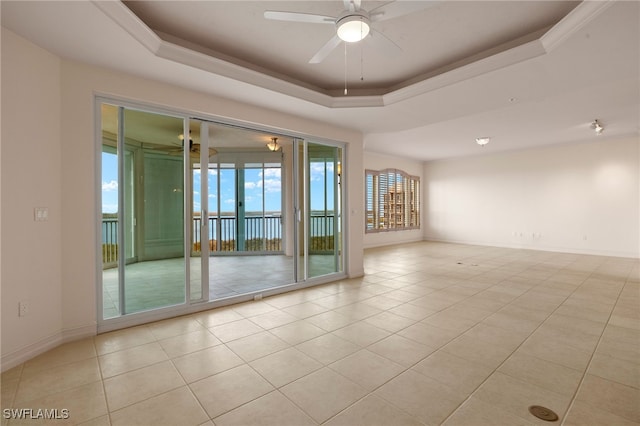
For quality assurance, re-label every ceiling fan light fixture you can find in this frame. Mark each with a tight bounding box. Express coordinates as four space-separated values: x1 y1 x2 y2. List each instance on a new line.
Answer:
336 14 370 42
476 137 490 146
591 119 604 135
266 137 280 152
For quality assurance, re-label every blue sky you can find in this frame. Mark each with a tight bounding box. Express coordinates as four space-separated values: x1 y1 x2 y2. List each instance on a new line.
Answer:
102 153 334 214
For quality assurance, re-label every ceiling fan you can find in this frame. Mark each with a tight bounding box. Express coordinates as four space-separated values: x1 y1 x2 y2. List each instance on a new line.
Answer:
264 0 439 63
152 131 217 159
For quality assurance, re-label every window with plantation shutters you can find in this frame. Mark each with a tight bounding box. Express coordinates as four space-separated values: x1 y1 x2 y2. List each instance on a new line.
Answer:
365 169 420 233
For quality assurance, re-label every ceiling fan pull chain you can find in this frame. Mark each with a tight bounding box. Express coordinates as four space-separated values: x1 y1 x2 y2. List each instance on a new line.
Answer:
360 39 364 82
344 42 348 95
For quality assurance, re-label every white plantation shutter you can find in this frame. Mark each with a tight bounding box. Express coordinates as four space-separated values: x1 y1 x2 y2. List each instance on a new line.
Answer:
365 169 420 233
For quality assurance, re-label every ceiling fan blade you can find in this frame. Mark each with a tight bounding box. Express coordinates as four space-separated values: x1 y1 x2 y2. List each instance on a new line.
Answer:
370 1 440 23
309 35 342 64
369 29 402 55
264 11 335 24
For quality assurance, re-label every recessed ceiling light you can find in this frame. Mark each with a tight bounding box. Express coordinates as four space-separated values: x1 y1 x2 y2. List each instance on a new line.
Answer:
476 137 490 146
591 119 604 135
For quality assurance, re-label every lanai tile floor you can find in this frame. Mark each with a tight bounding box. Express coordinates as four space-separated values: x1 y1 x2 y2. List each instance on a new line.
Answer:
2 242 638 425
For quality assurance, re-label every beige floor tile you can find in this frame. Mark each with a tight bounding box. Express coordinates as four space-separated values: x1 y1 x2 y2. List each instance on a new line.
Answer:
329 349 404 391
225 331 289 362
518 334 593 372
209 319 263 343
498 352 583 396
442 396 535 426
8 381 106 426
15 358 101 404
481 311 542 334
23 339 96 372
94 325 157 355
368 334 436 367
191 307 244 327
157 329 222 359
588 352 640 388
363 311 416 333
247 310 298 329
109 386 208 426
103 361 185 411
388 302 437 321
563 400 639 426
295 333 360 364
99 341 168 378
147 317 207 340
305 311 356 332
441 335 514 370
332 302 382 321
532 324 601 353
172 344 244 383
231 301 277 317
473 372 571 424
324 394 423 426
280 367 367 423
268 320 326 345
281 302 329 319
412 350 494 395
375 369 466 425
544 313 606 337
575 374 640 423
249 347 322 388
77 415 111 426
384 289 422 302
214 390 315 426
331 321 391 347
398 322 460 349
462 323 528 351
421 311 478 333
360 295 405 310
189 364 274 419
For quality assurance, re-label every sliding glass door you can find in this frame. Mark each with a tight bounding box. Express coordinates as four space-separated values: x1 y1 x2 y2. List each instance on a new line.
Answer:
99 99 345 328
100 103 189 318
295 140 343 281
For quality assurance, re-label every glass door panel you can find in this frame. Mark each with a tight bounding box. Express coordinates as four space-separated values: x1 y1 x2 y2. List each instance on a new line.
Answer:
100 102 188 319
307 143 342 279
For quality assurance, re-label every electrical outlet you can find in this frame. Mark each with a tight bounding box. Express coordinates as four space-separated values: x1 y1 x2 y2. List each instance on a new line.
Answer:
18 301 29 317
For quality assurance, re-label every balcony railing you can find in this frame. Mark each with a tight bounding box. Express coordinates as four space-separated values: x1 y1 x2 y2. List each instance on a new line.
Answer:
102 214 336 264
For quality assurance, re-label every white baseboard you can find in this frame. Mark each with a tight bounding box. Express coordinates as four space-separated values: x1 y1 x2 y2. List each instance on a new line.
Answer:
1 324 96 372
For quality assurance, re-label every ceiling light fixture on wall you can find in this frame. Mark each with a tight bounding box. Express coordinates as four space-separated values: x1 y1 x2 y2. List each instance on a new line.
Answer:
336 13 370 42
591 119 604 135
476 137 490 146
266 137 280 151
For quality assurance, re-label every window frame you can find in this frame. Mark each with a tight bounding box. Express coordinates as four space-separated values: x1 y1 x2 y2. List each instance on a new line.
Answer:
365 168 420 233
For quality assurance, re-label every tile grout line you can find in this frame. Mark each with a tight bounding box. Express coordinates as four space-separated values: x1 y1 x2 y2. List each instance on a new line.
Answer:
558 269 631 426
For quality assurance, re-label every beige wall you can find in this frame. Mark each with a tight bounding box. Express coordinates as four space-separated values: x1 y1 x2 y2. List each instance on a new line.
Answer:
363 151 424 249
1 29 63 366
424 136 640 258
1 28 364 370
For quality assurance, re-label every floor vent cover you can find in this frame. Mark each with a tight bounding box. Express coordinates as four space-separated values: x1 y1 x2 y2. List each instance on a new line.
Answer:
528 405 559 422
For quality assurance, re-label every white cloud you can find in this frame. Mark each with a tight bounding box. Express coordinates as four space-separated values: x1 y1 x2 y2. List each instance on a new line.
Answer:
264 178 281 193
102 180 118 191
224 198 235 204
262 169 281 178
245 182 257 190
208 169 218 176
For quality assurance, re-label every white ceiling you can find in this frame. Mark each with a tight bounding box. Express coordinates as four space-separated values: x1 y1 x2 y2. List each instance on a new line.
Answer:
1 1 638 161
